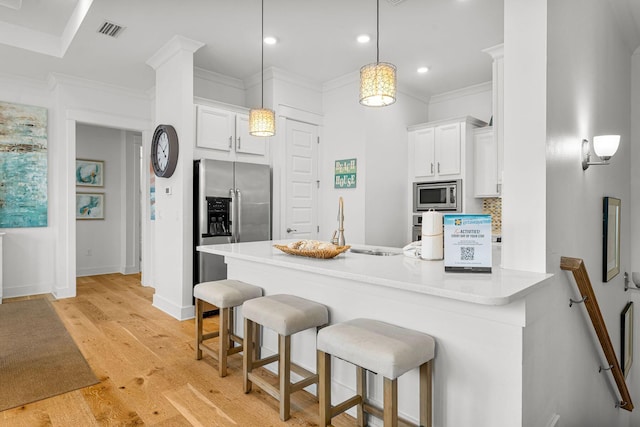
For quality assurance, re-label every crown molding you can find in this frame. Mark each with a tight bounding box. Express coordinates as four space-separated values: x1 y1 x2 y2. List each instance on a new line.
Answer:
244 66 323 93
47 72 151 101
322 70 430 104
194 67 245 90
482 43 504 59
146 35 205 70
0 70 49 91
429 81 492 105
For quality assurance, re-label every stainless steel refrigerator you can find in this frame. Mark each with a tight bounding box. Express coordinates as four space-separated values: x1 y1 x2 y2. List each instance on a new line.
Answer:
193 159 271 285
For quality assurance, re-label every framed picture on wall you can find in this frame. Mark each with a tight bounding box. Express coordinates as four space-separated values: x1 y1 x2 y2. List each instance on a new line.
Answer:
75 159 104 187
76 193 105 220
603 197 621 282
621 301 633 378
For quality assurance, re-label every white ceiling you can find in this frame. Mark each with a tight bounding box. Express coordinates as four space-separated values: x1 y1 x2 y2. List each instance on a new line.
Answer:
0 0 637 100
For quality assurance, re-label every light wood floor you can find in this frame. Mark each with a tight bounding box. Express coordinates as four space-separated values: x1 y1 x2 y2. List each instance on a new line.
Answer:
0 273 356 427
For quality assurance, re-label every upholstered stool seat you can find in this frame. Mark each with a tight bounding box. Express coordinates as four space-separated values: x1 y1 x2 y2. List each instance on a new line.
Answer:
194 280 262 377
317 318 435 427
243 294 329 421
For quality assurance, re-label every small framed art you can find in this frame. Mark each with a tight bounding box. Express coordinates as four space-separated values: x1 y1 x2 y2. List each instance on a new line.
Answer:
75 159 104 187
76 193 105 220
603 197 621 282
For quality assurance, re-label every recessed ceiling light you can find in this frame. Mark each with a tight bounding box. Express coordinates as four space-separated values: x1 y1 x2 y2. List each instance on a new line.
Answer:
264 36 277 45
357 34 371 43
417 67 430 74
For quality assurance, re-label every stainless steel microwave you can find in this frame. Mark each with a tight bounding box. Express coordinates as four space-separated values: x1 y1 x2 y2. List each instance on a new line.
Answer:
413 180 461 212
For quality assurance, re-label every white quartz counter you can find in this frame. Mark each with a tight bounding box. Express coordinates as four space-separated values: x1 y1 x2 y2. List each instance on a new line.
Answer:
197 240 552 306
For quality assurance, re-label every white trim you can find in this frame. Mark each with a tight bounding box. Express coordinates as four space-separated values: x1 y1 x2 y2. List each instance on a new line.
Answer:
59 0 94 56
482 43 505 59
278 104 323 126
3 282 55 299
48 72 151 101
244 66 323 93
429 81 493 105
194 67 245 90
152 293 195 321
76 266 122 277
146 35 205 70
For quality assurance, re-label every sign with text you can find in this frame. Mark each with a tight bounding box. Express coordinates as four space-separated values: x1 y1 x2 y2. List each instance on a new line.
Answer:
443 214 492 273
334 158 357 189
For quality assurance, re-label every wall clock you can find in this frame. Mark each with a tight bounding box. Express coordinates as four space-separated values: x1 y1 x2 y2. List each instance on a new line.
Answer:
151 124 179 178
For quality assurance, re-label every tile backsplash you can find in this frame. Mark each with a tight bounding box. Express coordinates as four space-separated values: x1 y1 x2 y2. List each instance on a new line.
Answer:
483 197 502 235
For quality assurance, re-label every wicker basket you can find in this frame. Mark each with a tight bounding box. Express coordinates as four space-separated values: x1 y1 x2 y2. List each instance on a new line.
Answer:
273 244 351 259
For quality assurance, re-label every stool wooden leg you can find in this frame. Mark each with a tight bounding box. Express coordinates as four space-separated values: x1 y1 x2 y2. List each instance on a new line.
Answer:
243 318 253 393
218 307 230 377
356 366 366 427
279 334 291 421
195 299 204 360
228 306 236 350
383 377 398 427
420 360 433 427
318 350 332 427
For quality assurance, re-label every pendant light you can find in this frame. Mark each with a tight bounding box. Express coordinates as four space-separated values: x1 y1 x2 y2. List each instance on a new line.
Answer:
359 0 397 107
249 0 275 136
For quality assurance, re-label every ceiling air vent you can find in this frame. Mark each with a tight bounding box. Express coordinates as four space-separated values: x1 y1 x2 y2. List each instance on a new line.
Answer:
97 20 125 38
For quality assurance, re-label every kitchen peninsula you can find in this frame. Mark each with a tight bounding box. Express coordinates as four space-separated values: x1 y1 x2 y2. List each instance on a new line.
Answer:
198 241 553 427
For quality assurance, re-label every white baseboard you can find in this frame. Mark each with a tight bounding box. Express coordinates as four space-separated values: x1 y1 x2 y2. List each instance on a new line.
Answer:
76 266 120 277
3 282 54 299
152 294 195 320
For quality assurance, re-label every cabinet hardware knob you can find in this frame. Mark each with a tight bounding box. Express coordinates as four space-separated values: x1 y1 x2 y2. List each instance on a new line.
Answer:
228 136 232 149
437 162 441 173
237 137 241 149
431 163 434 174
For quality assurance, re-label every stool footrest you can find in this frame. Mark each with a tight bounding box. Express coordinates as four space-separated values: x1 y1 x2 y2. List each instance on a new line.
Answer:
331 394 363 417
230 334 243 345
363 402 416 427
202 331 219 341
253 353 279 369
228 346 243 356
291 373 318 393
247 372 280 401
199 343 220 361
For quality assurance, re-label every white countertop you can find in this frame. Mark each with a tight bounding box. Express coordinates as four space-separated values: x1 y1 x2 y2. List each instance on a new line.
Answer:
197 240 553 306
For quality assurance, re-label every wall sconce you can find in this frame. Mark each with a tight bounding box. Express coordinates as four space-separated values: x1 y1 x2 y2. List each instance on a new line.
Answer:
582 135 620 170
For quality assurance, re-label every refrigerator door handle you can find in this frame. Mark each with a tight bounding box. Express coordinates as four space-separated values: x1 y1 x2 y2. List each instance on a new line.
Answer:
229 188 236 243
235 188 242 243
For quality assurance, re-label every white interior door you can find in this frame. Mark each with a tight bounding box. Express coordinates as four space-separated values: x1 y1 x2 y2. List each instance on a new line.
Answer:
284 119 318 240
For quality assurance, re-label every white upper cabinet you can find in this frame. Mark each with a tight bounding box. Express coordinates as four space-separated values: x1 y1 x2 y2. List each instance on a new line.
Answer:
408 116 485 183
473 127 499 197
195 104 270 164
434 122 461 177
412 127 435 178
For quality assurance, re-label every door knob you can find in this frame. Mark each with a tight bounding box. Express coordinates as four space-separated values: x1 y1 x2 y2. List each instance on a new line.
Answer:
286 228 297 233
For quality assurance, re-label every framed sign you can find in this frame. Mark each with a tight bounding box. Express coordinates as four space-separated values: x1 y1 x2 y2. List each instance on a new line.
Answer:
334 158 357 189
444 214 492 273
603 197 620 282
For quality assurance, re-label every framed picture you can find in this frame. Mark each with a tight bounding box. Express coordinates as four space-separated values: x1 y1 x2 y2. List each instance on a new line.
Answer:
75 159 104 187
621 301 633 378
603 197 621 282
76 193 105 220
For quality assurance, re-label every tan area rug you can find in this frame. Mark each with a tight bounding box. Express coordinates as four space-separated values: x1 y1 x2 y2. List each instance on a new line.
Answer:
0 298 98 411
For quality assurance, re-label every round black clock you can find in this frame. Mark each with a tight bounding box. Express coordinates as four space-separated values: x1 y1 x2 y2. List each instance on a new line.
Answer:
151 124 179 178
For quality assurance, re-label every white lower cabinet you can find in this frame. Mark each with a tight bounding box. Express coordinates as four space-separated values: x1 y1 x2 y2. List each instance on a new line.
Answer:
196 104 269 164
473 127 500 197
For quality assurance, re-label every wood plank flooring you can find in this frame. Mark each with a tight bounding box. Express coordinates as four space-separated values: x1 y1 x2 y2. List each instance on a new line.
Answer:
0 274 356 427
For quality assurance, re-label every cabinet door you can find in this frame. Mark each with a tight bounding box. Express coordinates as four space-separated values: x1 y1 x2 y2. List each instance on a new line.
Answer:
435 123 461 176
413 128 435 178
236 114 268 157
196 106 235 152
473 129 499 197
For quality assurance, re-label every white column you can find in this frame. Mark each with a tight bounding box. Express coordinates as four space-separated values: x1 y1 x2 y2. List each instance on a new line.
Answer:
146 36 204 320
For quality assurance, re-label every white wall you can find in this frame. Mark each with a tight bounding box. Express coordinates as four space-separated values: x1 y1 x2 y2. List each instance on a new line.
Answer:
321 74 428 247
428 81 493 124
0 73 152 299
76 124 123 276
0 74 56 298
194 67 246 107
533 0 633 425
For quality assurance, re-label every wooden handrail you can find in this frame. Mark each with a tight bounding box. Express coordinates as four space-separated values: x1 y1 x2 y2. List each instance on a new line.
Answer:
560 256 633 411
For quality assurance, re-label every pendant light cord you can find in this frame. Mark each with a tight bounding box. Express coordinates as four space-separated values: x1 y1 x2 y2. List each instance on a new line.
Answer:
261 0 265 109
376 0 379 64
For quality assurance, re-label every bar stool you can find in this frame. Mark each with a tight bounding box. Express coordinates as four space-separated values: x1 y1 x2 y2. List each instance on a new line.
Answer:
242 294 329 421
317 318 435 427
194 280 263 377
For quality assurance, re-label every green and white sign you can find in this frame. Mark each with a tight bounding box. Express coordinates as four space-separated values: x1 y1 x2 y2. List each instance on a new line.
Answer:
334 158 357 189
443 214 492 273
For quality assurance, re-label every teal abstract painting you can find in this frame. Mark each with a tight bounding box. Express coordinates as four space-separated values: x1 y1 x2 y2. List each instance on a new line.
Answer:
0 101 48 228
